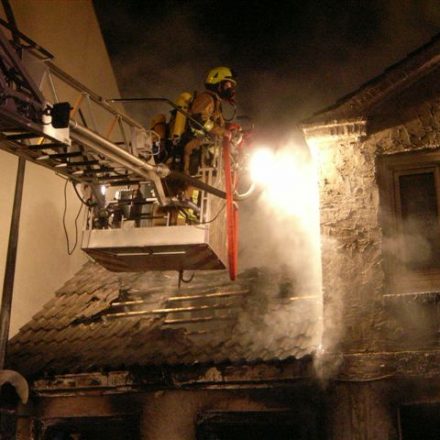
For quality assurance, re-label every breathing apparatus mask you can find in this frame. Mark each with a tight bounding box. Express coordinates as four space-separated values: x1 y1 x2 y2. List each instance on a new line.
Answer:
204 67 237 105
218 80 236 104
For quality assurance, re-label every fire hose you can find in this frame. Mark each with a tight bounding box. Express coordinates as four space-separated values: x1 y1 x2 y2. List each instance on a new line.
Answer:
222 136 239 281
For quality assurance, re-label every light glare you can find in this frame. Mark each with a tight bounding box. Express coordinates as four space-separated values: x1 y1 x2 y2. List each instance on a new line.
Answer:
249 144 319 219
249 147 275 184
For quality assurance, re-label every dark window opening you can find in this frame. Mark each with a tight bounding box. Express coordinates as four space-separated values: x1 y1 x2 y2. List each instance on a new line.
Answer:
398 172 440 270
41 415 139 440
0 383 20 439
400 404 440 440
197 410 324 440
0 412 16 440
377 150 440 292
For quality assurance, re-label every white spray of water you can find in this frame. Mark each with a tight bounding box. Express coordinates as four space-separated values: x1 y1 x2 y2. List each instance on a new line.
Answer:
241 138 322 292
238 137 324 360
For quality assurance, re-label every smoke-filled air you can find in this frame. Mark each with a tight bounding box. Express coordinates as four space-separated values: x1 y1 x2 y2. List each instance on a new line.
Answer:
93 0 440 370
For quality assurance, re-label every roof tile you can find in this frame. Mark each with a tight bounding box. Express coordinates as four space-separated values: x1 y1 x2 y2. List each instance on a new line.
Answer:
8 264 320 377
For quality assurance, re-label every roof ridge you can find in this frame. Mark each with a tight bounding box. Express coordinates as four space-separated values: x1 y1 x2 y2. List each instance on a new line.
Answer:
303 32 440 125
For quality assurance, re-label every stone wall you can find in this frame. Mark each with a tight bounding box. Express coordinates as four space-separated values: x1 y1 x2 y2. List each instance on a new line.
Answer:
307 74 440 355
327 381 397 440
311 132 387 353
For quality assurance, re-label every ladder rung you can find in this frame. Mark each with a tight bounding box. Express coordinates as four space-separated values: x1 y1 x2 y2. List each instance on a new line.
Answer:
80 167 114 175
28 143 66 151
99 174 131 180
6 133 40 140
71 167 112 176
37 151 84 161
108 180 141 186
54 160 98 168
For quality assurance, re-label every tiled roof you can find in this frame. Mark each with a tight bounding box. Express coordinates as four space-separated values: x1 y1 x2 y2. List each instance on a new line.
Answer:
7 262 321 379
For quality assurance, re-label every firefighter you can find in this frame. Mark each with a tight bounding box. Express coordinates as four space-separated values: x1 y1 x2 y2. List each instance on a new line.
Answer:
184 66 239 176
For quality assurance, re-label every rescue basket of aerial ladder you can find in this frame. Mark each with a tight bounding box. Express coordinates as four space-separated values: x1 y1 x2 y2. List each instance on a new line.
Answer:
0 19 267 281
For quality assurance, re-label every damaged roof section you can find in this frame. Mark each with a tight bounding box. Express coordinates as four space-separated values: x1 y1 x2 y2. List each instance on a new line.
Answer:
7 262 321 378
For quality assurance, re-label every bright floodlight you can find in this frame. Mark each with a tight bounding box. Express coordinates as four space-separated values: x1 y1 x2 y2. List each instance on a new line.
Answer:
248 144 319 218
249 147 275 184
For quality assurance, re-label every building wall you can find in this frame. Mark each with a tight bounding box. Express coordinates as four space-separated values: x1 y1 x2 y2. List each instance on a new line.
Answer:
23 386 324 440
327 381 398 440
310 74 440 354
303 70 440 440
30 380 440 440
311 133 386 353
18 377 440 440
0 1 121 336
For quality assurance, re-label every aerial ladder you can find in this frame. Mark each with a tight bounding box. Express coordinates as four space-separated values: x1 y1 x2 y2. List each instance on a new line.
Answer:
0 19 253 282
0 11 258 415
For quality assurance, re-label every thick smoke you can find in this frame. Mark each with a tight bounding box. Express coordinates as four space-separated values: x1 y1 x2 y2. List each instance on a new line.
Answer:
239 137 321 294
94 0 440 130
93 3 224 125
93 0 440 375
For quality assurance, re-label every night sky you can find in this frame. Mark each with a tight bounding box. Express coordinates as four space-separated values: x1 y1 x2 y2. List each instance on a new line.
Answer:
93 0 440 142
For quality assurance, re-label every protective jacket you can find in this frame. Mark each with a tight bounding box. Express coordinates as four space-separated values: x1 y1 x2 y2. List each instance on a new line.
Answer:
190 90 226 136
184 90 225 174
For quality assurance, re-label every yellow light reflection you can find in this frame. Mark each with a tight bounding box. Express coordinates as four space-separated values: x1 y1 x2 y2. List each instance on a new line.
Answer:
249 145 319 219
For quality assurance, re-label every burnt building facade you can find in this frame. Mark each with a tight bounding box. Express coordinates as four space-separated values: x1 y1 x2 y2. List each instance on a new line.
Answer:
303 33 440 439
4 33 440 440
